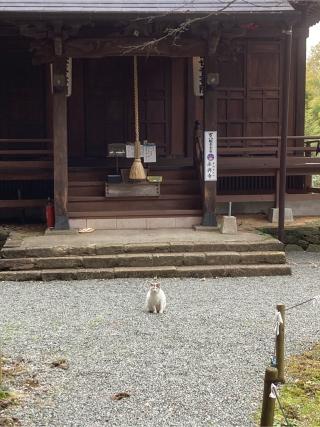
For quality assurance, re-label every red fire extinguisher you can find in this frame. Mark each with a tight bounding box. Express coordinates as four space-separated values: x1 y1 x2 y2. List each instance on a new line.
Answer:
46 198 55 229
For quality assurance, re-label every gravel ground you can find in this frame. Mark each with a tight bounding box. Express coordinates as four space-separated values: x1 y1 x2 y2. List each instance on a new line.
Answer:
0 252 319 427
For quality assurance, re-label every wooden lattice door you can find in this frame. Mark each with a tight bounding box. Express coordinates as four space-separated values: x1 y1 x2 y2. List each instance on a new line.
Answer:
83 57 171 158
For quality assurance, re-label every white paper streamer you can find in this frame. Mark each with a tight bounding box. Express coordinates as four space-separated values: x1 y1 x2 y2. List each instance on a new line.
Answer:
274 311 283 336
269 383 278 400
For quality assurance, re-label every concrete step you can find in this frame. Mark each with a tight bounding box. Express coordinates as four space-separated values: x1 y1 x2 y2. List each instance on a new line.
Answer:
1 240 284 259
0 264 291 281
0 251 286 271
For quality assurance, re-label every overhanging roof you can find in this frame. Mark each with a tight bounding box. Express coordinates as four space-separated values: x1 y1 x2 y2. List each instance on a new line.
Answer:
0 0 294 14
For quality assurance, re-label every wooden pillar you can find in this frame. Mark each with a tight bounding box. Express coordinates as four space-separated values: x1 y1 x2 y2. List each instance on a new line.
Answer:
202 37 219 227
295 26 307 137
295 25 311 190
52 57 69 230
278 27 293 242
186 58 196 158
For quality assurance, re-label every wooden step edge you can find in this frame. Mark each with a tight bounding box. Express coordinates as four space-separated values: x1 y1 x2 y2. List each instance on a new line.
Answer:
68 210 203 218
0 264 291 281
69 181 104 187
68 179 199 187
68 165 195 173
68 194 201 202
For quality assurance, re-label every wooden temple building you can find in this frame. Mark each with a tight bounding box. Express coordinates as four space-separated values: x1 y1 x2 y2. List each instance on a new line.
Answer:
0 0 320 235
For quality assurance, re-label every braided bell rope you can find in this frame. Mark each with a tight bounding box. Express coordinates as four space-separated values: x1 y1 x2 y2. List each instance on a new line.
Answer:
133 56 141 159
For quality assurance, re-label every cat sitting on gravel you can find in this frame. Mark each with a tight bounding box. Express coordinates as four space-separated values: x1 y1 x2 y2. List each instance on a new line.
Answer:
145 283 166 314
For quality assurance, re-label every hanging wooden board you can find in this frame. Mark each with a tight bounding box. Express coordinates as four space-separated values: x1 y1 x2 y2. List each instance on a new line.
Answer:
105 182 160 198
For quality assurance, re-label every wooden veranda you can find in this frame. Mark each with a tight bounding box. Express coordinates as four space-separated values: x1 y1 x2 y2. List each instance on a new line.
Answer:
0 0 320 240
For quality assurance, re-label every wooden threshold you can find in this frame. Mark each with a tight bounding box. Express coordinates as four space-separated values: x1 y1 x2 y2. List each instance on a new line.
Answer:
286 192 320 201
217 194 275 202
68 179 199 186
69 209 203 218
69 194 201 202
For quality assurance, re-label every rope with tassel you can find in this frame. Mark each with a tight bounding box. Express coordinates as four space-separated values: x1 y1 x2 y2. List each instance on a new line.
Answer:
129 56 146 181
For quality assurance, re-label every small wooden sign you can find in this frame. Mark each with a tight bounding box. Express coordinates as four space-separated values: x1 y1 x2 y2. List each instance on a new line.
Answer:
108 143 126 157
204 131 217 181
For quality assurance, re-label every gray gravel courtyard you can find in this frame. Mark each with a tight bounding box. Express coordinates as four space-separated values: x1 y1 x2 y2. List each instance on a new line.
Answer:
0 252 319 427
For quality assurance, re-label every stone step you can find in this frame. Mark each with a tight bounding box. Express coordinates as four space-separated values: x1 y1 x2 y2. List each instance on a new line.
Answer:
1 240 283 259
0 264 291 281
0 251 286 271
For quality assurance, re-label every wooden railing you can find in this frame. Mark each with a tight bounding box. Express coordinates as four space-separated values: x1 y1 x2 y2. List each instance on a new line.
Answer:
193 122 320 199
287 136 320 157
216 135 320 178
218 135 320 159
0 138 53 176
0 138 53 209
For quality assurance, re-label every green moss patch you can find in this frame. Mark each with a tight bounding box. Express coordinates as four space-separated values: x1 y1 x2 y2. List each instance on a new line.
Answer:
259 226 320 251
0 389 11 401
0 387 16 411
274 344 320 427
0 356 20 413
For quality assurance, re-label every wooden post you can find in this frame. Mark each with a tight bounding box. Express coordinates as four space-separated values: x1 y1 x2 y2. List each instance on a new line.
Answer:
296 25 312 191
275 169 280 208
276 303 285 383
0 353 2 385
202 36 219 227
278 26 293 242
186 58 196 159
260 367 278 427
52 57 69 230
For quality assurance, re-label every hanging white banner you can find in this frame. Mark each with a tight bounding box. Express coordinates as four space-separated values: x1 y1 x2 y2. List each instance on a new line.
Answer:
204 131 217 181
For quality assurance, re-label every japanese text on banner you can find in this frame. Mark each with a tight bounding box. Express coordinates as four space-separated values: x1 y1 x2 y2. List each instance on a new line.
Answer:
204 131 217 181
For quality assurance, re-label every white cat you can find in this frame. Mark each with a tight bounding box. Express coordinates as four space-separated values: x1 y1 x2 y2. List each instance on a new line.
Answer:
145 283 166 314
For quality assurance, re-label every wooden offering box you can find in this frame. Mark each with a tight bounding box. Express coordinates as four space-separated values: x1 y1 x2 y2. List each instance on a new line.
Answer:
105 182 160 198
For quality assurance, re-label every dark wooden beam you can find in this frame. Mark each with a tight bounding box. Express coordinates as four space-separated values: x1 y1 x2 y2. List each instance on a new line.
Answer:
202 36 219 227
278 27 293 242
52 57 69 230
32 36 207 63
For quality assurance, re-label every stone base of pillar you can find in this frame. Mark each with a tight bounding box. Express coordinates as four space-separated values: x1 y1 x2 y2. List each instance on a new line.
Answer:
201 211 217 227
268 208 294 223
219 216 238 234
54 215 70 230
